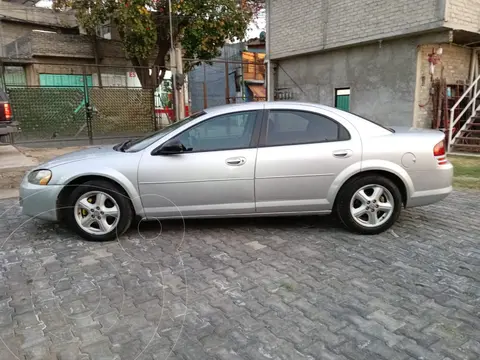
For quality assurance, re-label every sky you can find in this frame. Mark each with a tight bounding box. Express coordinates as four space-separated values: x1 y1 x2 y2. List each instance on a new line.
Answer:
247 10 266 39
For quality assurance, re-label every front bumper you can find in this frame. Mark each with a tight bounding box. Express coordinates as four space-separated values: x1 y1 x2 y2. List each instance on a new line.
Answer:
19 175 63 222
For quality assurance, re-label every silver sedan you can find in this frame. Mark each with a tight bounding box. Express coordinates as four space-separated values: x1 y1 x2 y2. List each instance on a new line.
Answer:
20 102 453 241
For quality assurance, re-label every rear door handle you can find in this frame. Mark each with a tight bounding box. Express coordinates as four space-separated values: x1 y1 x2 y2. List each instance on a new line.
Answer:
333 150 353 158
226 157 246 166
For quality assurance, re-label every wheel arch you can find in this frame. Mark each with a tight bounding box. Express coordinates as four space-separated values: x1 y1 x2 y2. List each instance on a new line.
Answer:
56 174 142 221
330 166 411 211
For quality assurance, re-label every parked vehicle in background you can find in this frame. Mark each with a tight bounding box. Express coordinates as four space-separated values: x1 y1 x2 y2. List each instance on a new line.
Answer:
19 102 453 241
0 90 19 143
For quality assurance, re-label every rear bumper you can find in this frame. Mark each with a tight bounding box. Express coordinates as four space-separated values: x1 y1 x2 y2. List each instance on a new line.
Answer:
19 174 63 222
0 123 19 136
406 164 453 208
407 185 452 208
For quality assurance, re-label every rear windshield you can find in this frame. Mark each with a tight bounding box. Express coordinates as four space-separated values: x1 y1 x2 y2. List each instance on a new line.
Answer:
336 109 395 133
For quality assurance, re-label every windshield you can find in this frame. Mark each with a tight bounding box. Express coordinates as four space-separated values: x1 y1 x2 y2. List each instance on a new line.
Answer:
124 111 206 152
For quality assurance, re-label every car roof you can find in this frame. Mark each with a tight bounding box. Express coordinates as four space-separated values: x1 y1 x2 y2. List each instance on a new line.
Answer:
203 101 338 115
201 101 394 136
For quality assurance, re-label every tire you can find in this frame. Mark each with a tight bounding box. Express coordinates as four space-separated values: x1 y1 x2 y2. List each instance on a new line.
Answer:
65 180 133 241
335 175 402 235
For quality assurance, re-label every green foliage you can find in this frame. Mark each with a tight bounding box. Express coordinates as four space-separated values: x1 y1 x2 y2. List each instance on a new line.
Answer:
53 0 259 76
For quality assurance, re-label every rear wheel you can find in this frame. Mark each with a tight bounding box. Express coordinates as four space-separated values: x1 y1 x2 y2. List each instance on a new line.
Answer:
65 180 133 241
336 175 402 235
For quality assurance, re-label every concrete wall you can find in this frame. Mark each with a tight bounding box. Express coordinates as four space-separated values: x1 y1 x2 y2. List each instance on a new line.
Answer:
25 60 136 86
445 0 480 33
413 43 472 128
26 60 98 86
0 2 77 28
0 21 68 57
275 32 451 127
270 0 444 59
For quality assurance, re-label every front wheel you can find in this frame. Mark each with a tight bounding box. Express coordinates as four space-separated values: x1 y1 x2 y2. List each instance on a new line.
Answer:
336 175 402 235
65 180 133 241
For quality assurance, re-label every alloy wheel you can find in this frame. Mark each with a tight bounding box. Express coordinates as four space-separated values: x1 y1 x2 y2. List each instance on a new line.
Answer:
349 184 395 228
74 191 120 235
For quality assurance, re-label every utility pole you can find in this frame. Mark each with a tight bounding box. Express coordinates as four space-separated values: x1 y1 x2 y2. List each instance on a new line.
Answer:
176 45 185 120
168 0 179 121
265 0 274 101
225 58 230 104
203 62 208 109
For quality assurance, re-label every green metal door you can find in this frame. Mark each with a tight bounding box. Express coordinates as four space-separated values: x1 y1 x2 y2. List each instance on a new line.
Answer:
39 74 93 112
39 74 93 88
335 89 350 111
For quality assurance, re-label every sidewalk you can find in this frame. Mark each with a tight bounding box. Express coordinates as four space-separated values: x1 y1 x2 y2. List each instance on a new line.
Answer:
0 145 88 198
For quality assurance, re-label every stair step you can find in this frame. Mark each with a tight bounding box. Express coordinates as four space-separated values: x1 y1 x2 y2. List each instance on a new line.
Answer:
455 136 480 141
460 130 480 133
451 144 480 149
467 122 480 127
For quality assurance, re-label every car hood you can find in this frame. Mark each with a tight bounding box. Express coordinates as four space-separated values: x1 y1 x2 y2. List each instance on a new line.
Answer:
38 145 118 169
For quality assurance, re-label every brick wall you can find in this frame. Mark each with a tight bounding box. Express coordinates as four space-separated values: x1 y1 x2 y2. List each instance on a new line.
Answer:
270 0 443 59
31 33 94 58
0 22 61 57
413 43 472 128
5 31 132 64
445 0 480 33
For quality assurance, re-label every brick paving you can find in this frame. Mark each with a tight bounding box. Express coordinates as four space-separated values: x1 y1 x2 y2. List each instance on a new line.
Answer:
0 191 479 360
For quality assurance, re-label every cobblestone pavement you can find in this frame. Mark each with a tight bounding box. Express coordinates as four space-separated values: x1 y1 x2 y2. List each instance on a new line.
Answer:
0 191 480 360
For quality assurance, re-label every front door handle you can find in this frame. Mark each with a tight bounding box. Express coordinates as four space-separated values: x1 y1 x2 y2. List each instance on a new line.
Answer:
226 157 246 166
333 150 353 158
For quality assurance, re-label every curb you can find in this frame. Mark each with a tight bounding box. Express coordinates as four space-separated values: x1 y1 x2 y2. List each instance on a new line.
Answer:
0 188 19 200
0 166 32 190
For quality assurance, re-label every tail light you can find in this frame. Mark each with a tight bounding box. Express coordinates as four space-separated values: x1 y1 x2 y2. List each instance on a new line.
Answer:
433 140 448 165
3 103 12 120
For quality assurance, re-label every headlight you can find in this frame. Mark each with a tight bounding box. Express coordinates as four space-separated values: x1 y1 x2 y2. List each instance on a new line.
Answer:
28 170 52 185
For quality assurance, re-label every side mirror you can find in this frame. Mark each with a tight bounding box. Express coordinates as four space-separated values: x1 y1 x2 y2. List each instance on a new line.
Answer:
156 139 185 155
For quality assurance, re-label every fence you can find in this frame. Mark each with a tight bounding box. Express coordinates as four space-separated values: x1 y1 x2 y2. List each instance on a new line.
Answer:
7 85 156 142
1 63 163 146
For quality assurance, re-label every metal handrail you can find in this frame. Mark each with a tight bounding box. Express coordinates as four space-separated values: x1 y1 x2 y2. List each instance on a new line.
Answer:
448 75 480 152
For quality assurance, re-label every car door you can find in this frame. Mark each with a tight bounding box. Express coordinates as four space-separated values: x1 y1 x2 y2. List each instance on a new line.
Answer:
137 110 262 218
254 107 361 213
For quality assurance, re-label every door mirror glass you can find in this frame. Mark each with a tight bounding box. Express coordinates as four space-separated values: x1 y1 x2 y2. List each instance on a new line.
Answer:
157 139 186 155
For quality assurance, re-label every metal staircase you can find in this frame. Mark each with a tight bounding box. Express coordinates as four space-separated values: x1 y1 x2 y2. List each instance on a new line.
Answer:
448 63 480 153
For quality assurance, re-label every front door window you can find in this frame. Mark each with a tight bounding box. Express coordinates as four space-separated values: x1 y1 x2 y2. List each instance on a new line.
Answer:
175 111 258 152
